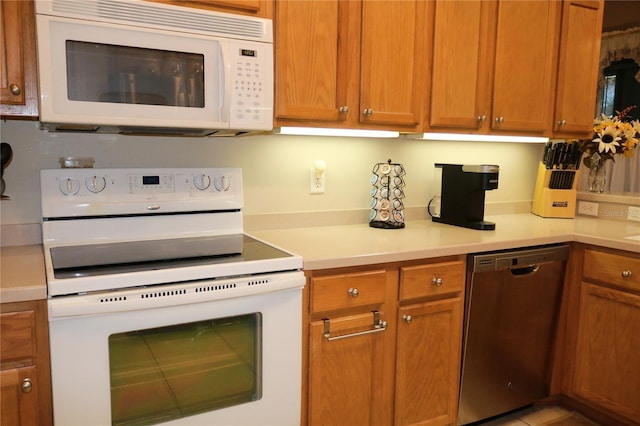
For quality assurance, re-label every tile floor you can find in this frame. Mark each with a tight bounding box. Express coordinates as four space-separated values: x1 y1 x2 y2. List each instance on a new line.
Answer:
477 405 598 426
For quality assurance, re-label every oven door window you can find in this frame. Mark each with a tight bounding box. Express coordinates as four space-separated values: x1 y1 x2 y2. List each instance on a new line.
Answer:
66 41 204 108
108 313 262 425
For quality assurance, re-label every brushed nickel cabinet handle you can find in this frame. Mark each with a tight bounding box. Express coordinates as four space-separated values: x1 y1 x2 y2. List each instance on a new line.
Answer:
10 84 21 95
402 315 412 324
431 277 443 287
557 119 567 127
477 115 487 123
495 116 505 124
621 270 633 278
22 378 32 393
339 106 349 114
348 287 359 298
323 311 387 341
363 108 373 116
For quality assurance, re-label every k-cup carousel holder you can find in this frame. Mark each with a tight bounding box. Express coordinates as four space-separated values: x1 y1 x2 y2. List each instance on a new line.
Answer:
369 159 405 229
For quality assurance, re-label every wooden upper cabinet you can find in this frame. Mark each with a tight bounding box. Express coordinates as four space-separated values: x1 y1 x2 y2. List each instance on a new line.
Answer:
148 0 273 18
274 0 354 124
429 0 489 130
553 0 604 138
274 0 428 132
428 0 560 135
359 1 427 129
491 1 560 134
0 0 39 118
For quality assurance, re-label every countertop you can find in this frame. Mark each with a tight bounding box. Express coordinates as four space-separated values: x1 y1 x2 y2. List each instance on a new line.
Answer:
1 214 638 303
250 214 640 270
0 245 47 303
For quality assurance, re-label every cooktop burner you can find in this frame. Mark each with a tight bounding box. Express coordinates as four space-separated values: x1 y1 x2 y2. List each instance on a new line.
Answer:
51 234 292 279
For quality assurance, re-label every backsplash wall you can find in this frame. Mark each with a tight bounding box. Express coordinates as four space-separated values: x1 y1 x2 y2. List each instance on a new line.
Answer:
0 120 543 226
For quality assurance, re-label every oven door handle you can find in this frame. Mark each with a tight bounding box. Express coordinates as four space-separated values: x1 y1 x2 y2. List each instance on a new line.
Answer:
323 311 388 341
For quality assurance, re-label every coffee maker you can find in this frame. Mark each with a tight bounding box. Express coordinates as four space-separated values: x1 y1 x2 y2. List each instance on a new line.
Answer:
432 164 499 230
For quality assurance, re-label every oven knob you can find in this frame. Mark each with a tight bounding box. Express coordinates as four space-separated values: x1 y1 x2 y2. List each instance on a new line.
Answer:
85 175 107 193
59 178 80 196
193 174 211 190
213 175 230 191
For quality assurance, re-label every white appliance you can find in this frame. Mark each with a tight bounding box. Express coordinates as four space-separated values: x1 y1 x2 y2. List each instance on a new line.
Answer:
35 0 273 135
40 168 303 425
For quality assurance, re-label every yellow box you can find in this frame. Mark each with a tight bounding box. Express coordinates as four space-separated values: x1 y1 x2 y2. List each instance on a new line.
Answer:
531 162 579 218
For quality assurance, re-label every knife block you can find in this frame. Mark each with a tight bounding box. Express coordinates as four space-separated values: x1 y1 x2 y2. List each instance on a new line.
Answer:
531 162 579 218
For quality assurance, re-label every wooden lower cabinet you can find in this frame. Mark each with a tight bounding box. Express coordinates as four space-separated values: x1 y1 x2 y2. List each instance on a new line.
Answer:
395 298 462 426
304 256 465 426
570 247 640 423
555 245 640 424
0 300 52 426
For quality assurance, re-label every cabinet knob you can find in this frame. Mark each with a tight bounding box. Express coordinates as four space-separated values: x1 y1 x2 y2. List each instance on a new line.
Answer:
477 115 487 123
21 378 32 393
402 315 412 324
363 108 373 116
495 116 505 124
348 287 359 298
339 106 349 114
621 270 633 278
9 84 21 95
431 277 443 287
557 119 567 127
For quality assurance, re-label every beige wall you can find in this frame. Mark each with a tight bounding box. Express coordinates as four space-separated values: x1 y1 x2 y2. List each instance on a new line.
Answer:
0 120 543 226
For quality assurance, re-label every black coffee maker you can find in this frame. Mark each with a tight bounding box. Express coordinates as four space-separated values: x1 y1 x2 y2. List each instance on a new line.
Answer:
432 163 499 230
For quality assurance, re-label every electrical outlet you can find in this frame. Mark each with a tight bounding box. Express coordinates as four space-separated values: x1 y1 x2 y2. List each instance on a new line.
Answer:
577 201 599 216
310 168 325 194
628 206 640 222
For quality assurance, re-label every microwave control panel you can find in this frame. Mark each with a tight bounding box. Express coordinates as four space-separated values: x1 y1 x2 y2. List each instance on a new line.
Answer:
229 40 274 130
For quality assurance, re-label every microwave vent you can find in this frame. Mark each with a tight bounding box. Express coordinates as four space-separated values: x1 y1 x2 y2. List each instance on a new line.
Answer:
47 0 271 42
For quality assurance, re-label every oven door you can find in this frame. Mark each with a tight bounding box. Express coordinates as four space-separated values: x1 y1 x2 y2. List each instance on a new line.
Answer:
36 14 228 130
48 274 303 426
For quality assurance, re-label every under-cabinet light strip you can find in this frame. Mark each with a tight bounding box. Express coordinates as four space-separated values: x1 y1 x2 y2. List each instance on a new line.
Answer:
274 127 400 138
409 133 550 143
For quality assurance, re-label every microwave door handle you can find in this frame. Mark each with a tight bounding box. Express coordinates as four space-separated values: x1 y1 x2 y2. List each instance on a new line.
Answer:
219 43 231 123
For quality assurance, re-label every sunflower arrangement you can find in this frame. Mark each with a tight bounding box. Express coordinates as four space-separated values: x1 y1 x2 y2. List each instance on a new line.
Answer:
570 105 639 168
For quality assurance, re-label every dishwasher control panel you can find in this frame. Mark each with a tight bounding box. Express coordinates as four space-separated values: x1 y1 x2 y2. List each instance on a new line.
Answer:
471 245 569 272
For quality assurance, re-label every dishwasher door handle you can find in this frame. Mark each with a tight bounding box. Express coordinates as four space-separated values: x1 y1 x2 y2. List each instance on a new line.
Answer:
510 265 540 276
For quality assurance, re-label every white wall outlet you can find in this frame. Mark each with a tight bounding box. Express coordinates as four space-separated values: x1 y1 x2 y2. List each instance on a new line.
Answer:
628 206 640 222
310 168 325 194
577 201 599 216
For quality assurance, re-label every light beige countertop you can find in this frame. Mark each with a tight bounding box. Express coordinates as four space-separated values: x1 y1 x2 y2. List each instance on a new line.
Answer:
0 245 47 303
251 214 640 270
2 214 638 303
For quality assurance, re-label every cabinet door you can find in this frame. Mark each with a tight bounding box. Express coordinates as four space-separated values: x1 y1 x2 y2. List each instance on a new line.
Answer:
148 0 272 18
0 366 39 426
429 0 491 130
308 311 390 426
395 298 463 426
553 0 604 137
274 0 358 125
491 0 559 133
0 0 38 118
573 283 640 421
359 0 427 130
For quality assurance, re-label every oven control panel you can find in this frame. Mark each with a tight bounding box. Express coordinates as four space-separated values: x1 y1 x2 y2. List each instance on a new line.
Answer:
41 168 243 218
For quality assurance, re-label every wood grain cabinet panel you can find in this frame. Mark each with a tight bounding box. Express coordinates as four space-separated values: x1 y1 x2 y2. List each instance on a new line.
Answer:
553 0 604 137
274 0 428 132
573 283 640 421
0 301 52 426
0 0 39 118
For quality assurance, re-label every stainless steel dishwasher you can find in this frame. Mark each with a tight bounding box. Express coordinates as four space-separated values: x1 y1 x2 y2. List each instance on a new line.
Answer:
458 244 569 425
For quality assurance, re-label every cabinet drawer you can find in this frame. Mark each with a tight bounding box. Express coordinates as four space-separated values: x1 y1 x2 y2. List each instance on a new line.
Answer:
0 311 36 362
583 249 640 292
310 270 387 314
400 260 465 301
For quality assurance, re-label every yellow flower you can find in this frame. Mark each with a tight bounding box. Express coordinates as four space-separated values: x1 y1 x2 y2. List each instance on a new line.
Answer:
593 125 621 154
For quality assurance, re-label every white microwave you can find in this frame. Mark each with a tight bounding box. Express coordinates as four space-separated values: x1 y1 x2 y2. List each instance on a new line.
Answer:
35 0 273 135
